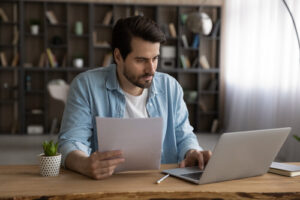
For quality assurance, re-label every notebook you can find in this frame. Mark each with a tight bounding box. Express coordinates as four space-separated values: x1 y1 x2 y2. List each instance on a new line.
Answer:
163 128 291 184
269 162 300 177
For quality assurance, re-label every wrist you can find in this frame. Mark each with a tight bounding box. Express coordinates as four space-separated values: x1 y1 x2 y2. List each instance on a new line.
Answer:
65 150 89 175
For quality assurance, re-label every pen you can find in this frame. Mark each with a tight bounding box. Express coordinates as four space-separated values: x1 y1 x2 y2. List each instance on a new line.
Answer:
156 174 170 184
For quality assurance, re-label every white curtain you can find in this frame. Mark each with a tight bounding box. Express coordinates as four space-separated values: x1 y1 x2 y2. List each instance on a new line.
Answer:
223 0 300 161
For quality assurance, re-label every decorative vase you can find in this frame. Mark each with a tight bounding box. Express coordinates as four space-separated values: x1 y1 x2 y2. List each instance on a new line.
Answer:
39 153 61 176
75 21 83 36
73 58 84 68
30 25 39 35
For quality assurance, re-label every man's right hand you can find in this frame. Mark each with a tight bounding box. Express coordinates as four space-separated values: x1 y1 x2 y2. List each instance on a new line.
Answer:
65 150 125 180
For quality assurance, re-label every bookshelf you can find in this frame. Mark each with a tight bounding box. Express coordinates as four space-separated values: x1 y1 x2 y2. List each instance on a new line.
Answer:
0 0 222 135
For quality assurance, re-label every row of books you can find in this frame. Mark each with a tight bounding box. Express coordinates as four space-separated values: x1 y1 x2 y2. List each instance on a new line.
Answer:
24 48 66 68
46 10 114 26
0 6 17 23
160 23 177 38
180 54 211 69
0 8 8 22
162 18 220 40
0 49 113 68
181 34 200 49
0 52 19 67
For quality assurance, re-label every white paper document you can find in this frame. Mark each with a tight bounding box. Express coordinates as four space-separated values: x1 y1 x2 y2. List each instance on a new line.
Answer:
96 117 164 173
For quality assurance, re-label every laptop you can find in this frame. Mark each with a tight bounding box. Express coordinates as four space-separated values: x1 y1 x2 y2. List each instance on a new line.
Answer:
163 127 291 184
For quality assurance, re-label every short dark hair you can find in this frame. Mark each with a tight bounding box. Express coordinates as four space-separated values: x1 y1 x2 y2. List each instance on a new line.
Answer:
112 16 166 61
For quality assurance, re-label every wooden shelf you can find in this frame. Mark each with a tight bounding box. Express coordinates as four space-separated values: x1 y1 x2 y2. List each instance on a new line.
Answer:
0 0 222 134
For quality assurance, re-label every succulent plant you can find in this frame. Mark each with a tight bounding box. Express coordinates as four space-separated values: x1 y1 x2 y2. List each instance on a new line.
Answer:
294 135 300 142
43 140 58 156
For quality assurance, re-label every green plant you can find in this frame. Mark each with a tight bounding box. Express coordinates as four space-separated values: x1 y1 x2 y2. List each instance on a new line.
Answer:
43 140 58 156
72 54 83 59
29 19 41 26
294 135 300 142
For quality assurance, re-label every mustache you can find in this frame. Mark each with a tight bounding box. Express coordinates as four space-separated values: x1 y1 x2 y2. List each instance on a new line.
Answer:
142 73 154 77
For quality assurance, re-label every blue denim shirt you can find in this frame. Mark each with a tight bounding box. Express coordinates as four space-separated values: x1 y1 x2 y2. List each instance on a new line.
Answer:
58 64 202 166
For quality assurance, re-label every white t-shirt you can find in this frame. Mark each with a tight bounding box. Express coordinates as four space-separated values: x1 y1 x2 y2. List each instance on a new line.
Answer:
124 89 149 118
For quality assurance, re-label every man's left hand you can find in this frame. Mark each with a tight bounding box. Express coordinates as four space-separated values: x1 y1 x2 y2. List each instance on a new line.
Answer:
179 149 212 170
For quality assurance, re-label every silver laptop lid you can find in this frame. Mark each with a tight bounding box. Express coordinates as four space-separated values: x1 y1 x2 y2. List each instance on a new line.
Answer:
199 127 291 184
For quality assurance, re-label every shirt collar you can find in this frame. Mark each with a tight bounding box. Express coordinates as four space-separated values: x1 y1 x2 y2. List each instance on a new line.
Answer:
105 64 123 93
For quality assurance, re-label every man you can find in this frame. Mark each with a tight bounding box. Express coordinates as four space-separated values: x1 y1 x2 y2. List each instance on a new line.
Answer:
58 16 211 180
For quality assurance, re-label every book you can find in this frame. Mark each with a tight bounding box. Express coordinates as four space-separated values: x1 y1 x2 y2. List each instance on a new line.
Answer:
269 162 300 177
0 52 8 67
12 28 19 45
38 52 46 67
181 34 189 48
211 19 221 37
185 56 191 68
0 8 8 22
45 10 58 25
93 31 110 47
191 56 199 68
192 34 199 49
210 119 219 133
168 23 177 38
46 48 58 68
198 100 208 112
200 55 210 69
11 53 19 67
180 55 187 69
102 11 112 25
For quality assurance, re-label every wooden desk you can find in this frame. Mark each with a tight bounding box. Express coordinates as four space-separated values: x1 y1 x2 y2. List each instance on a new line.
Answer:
1 164 300 200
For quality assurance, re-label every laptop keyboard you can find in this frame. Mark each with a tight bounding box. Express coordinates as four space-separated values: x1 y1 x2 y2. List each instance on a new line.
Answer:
181 172 203 180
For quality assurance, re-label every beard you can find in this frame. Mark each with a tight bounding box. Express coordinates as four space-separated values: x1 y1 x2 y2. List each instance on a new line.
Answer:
123 65 154 89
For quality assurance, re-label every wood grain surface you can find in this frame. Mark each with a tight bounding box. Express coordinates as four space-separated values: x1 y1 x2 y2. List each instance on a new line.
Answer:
1 164 300 200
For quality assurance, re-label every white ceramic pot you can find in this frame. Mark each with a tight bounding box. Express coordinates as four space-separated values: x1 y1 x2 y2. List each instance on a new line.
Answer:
73 58 84 68
39 153 61 176
31 25 39 35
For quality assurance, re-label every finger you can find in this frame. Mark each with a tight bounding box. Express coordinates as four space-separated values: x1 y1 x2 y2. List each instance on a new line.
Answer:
196 151 204 170
179 160 186 168
97 165 117 175
92 165 118 180
93 173 111 180
99 157 125 168
96 150 123 160
202 150 212 165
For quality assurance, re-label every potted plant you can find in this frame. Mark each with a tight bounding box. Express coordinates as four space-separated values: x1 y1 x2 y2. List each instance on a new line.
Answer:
29 19 41 35
73 55 84 68
39 140 61 176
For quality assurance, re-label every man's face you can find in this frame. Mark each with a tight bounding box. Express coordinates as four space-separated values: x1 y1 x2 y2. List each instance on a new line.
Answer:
117 37 160 89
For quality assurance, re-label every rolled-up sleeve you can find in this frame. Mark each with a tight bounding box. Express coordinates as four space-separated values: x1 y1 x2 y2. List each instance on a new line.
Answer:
58 75 93 167
174 83 203 162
